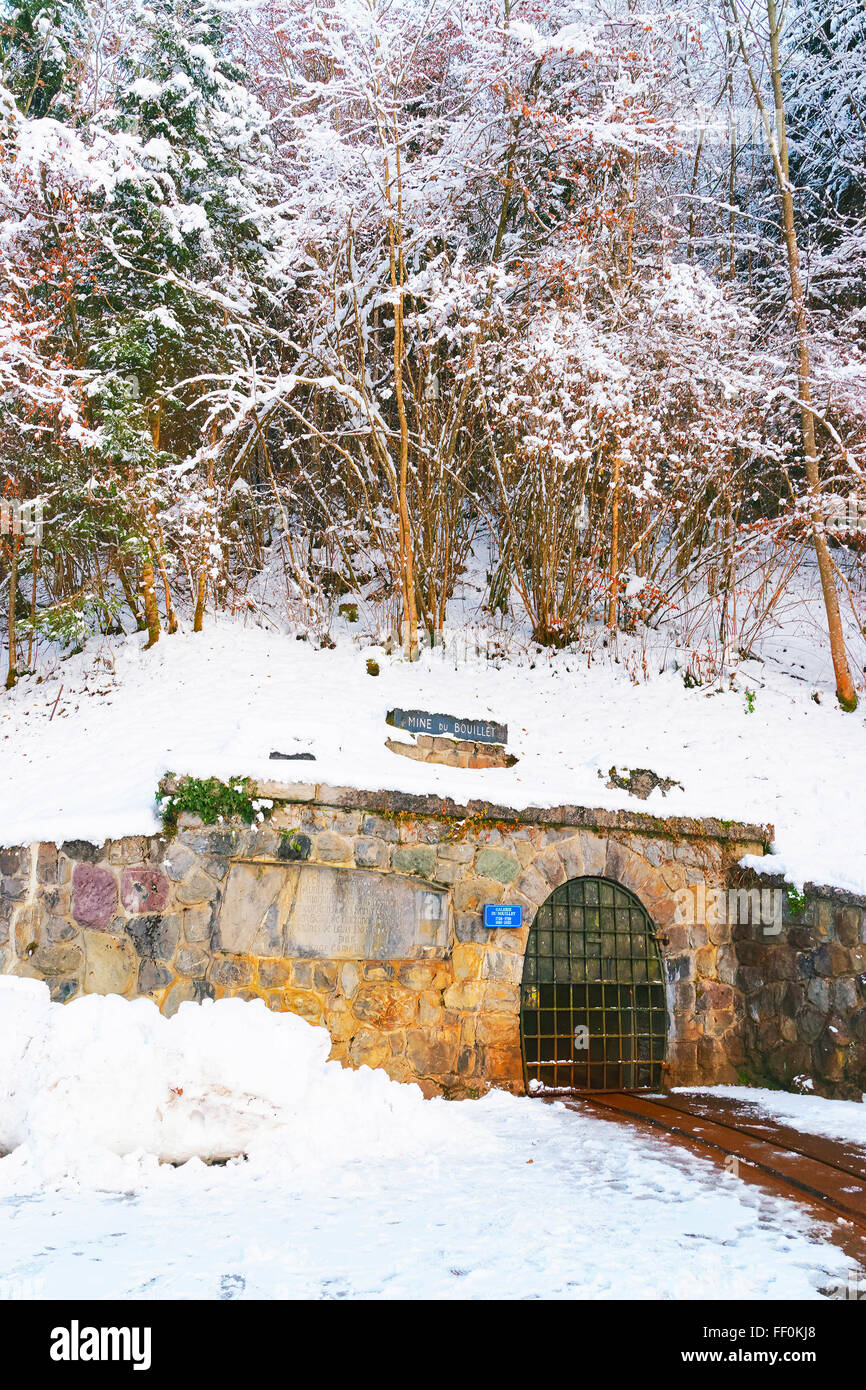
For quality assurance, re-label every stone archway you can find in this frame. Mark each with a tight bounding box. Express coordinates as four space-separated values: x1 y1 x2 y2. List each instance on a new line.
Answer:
518 875 668 1092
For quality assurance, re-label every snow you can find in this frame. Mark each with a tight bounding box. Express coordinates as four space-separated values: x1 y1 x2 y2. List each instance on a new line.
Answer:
0 979 469 1175
0 581 864 892
0 982 856 1300
680 1086 866 1148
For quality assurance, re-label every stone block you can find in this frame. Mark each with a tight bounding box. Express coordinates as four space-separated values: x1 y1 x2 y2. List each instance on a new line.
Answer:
175 867 219 906
557 836 584 881
451 942 485 980
216 864 283 954
72 864 118 930
48 979 79 1003
814 941 850 976
454 912 489 944
430 859 460 886
354 838 391 869
476 1013 520 1048
348 1027 391 1069
483 982 520 1013
513 865 550 907
163 978 213 1017
276 831 312 863
29 941 82 977
833 977 858 1013
392 846 437 878
176 946 209 978
579 833 607 877
454 877 501 912
437 843 475 863
360 815 401 843
405 1027 459 1077
209 956 254 988
315 832 353 864
475 849 520 884
162 846 198 882
0 847 26 876
480 1045 523 1085
482 949 523 984
60 840 101 864
258 958 291 989
44 915 78 943
83 930 137 996
836 908 861 947
182 907 213 943
397 962 443 990
351 983 417 1030
125 914 180 962
138 960 173 994
313 961 338 991
339 961 360 995
536 849 566 889
1 875 28 901
419 992 444 1026
443 980 485 1010
257 781 317 803
36 844 57 884
282 989 324 1023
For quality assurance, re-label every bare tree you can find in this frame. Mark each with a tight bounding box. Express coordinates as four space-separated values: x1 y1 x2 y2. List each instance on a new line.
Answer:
728 0 858 709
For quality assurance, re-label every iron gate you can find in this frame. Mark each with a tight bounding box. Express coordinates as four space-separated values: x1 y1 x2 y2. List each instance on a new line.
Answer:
520 876 668 1092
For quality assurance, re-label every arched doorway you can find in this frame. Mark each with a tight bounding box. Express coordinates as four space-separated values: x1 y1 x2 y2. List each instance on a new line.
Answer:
520 876 668 1092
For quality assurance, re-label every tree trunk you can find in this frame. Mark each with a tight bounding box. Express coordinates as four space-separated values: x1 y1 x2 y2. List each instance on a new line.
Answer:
158 551 177 634
385 142 419 661
27 545 38 669
141 559 161 650
194 455 215 634
6 537 18 689
764 0 857 710
116 555 145 630
193 568 206 633
608 453 621 630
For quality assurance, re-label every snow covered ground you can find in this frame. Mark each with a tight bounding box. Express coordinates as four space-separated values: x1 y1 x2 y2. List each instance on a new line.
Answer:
0 575 865 890
0 983 859 1300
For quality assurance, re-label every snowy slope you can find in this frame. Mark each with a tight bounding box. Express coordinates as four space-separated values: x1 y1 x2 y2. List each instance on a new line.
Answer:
0 605 864 891
0 983 856 1300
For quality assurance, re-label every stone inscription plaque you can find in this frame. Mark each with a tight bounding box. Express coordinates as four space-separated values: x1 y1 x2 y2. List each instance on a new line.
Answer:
218 862 451 959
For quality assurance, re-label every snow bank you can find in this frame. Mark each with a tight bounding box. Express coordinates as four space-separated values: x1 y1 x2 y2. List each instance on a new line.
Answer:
0 979 478 1185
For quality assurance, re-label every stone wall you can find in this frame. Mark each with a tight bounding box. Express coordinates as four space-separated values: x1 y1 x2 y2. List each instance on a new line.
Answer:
732 869 866 1100
0 784 772 1097
385 734 513 769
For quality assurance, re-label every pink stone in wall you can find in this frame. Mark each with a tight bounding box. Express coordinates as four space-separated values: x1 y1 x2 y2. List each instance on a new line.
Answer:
72 863 118 930
121 865 170 915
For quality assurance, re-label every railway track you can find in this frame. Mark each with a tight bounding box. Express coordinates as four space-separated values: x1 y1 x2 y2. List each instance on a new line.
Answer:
554 1089 866 1270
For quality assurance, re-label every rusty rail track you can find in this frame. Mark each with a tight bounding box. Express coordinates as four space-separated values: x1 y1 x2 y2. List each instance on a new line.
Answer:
555 1089 866 1267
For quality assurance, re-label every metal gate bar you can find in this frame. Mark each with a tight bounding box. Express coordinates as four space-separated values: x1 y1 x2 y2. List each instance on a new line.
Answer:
520 877 667 1092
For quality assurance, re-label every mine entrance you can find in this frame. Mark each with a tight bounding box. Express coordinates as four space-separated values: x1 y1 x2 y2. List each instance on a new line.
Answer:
520 876 668 1092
